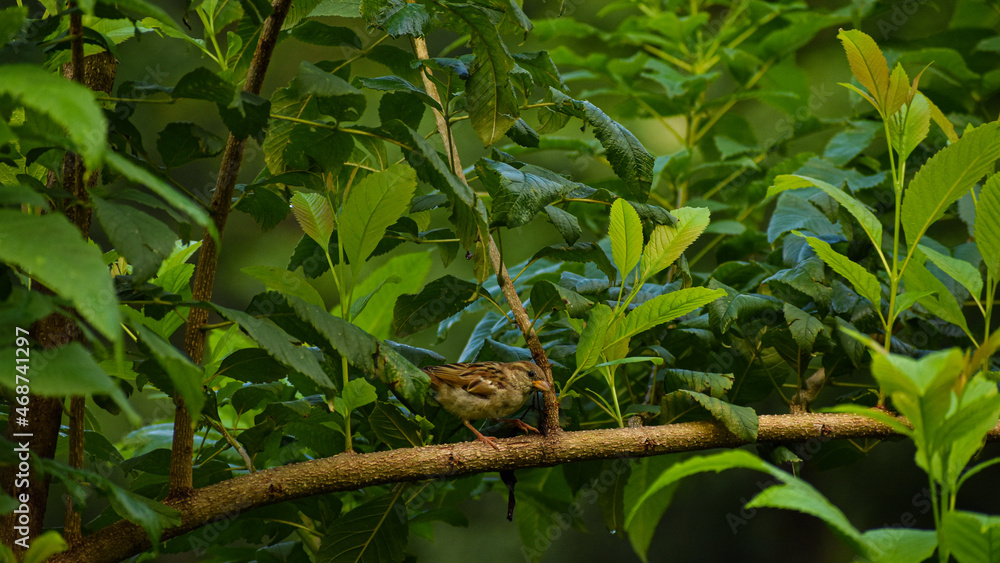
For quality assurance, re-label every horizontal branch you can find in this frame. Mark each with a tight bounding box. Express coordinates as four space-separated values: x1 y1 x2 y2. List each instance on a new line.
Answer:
53 413 1000 562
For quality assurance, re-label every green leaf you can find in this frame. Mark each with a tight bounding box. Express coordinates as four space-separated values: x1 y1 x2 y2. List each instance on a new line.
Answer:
286 296 378 372
917 244 982 299
0 343 135 420
767 192 840 243
530 242 616 282
769 175 882 251
217 348 287 383
975 174 1000 279
551 89 654 201
96 0 182 28
133 323 205 419
214 305 332 388
340 163 418 272
746 479 870 558
640 207 709 279
172 67 234 104
341 377 377 412
861 528 937 563
0 64 106 170
104 152 212 231
444 3 518 146
883 63 910 117
242 265 325 309
318 491 407 563
293 61 365 121
797 233 881 312
93 198 176 283
477 159 577 228
369 402 422 448
889 93 930 162
609 199 643 280
544 205 582 244
662 390 758 441
0 7 27 49
901 255 971 335
618 287 726 343
0 211 120 341
530 280 593 318
21 531 68 563
783 303 824 354
661 369 733 398
376 343 431 408
291 192 335 249
290 21 361 47
351 252 431 340
941 510 1000 563
902 122 1000 250
575 303 614 372
623 456 678 563
392 275 478 337
837 29 889 112
156 121 226 166
627 450 776 526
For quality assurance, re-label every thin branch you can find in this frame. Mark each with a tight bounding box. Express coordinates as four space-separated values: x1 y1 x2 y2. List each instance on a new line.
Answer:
171 0 293 499
409 36 561 434
52 413 1000 563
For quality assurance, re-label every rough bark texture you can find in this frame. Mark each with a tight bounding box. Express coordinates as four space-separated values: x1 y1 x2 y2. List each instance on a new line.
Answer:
170 0 293 498
0 46 116 554
51 413 1000 563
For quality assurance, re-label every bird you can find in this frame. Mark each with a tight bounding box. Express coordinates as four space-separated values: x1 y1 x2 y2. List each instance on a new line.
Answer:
423 361 551 450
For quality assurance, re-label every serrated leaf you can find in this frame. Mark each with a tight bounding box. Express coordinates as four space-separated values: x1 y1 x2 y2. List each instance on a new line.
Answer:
443 4 518 146
662 390 758 441
902 254 970 335
133 323 205 419
976 174 1000 279
0 211 121 341
217 348 287 383
917 244 982 299
214 305 332 388
93 198 176 283
378 342 431 409
104 152 212 231
544 205 582 244
392 275 478 337
240 266 325 308
889 93 930 162
640 207 709 279
576 303 614 372
318 491 407 563
0 343 135 420
551 89 653 201
837 29 889 113
769 174 882 252
530 242 616 282
477 159 576 228
861 528 937 563
798 233 881 311
340 163 417 273
0 64 107 170
661 369 733 398
783 303 823 354
901 122 1000 250
291 191 335 248
941 510 1000 563
285 296 378 372
884 63 910 117
615 287 726 346
369 402 422 448
530 280 593 318
609 199 643 280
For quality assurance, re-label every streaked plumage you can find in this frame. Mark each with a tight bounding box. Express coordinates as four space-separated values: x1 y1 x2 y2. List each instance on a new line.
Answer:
423 361 550 449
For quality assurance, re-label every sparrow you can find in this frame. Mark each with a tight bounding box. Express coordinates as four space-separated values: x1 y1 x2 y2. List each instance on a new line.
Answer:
423 361 551 450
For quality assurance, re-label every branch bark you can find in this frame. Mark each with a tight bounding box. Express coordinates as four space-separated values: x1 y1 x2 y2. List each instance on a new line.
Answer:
408 37 560 434
53 413 1000 563
170 0 293 498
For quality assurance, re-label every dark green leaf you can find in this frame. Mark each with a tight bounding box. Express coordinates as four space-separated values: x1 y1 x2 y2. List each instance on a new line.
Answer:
93 198 175 283
291 21 361 47
377 343 431 408
318 492 407 563
392 275 478 337
156 122 225 167
218 348 288 383
369 402 422 448
530 280 593 318
173 67 234 104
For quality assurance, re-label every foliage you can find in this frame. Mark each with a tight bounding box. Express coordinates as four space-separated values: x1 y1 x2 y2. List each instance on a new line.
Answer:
1 0 999 561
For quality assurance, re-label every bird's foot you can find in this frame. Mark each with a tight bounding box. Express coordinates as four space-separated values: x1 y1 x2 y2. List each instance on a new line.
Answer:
465 420 501 450
499 418 540 435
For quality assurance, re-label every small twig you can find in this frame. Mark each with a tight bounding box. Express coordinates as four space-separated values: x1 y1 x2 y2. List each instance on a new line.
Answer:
207 418 256 473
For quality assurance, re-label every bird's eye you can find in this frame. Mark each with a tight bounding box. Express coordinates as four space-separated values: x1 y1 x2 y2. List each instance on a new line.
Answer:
528 370 536 377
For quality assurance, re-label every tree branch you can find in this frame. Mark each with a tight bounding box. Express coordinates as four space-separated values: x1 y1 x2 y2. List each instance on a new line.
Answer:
53 413 1000 562
170 0 293 499
408 37 560 434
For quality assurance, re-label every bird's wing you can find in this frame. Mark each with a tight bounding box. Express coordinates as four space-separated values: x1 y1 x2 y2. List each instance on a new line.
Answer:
423 363 501 397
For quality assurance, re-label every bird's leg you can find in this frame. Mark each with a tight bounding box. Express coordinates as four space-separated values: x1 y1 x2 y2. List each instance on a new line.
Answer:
498 418 540 435
464 420 501 450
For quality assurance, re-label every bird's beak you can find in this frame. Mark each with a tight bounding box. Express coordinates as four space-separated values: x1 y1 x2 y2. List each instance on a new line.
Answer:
532 380 551 392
